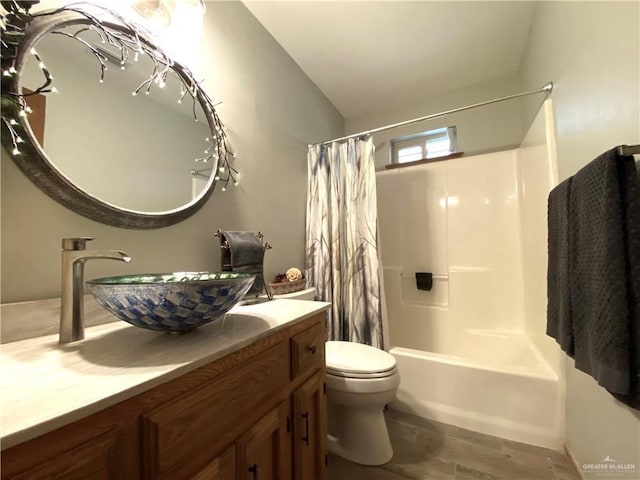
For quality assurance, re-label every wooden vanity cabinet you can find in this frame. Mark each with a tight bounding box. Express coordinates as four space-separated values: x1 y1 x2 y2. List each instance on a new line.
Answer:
1 314 327 480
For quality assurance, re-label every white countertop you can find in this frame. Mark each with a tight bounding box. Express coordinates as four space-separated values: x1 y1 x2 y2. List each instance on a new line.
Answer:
0 299 329 449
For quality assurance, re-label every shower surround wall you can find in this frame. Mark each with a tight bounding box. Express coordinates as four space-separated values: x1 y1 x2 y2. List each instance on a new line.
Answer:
377 101 564 449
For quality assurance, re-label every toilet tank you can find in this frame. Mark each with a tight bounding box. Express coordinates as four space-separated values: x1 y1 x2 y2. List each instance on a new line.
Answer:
272 287 317 300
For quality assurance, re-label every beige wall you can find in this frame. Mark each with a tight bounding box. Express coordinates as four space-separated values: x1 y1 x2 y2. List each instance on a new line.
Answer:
519 1 640 476
0 2 344 303
345 74 525 170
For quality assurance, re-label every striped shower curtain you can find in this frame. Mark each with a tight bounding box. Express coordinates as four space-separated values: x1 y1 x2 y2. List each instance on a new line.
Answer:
305 136 384 348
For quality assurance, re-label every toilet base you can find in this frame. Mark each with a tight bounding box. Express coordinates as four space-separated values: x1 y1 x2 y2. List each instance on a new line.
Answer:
327 401 393 466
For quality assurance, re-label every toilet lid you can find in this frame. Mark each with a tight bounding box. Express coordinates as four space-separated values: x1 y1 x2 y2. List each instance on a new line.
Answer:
325 341 397 375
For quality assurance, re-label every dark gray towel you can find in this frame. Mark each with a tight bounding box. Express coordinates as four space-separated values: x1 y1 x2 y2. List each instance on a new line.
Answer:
546 177 574 354
613 156 640 409
547 148 640 409
221 231 265 296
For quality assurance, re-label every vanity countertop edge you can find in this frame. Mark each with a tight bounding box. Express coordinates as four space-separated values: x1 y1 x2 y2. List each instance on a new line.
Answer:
0 298 330 450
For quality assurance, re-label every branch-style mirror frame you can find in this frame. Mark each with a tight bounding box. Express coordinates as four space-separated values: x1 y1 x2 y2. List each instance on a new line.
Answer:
1 1 237 229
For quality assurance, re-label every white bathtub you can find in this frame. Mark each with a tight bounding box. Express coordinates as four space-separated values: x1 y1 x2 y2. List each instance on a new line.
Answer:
389 329 563 450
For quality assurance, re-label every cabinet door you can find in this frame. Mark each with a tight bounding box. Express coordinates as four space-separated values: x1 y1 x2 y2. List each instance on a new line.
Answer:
292 370 327 480
236 401 292 480
1 405 138 480
190 445 236 480
2 430 120 480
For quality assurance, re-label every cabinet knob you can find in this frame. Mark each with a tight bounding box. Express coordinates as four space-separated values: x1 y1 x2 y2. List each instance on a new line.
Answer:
248 464 258 480
307 345 317 354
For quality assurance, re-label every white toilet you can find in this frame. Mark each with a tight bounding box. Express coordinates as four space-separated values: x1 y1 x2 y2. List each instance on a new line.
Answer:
274 287 400 466
325 341 400 466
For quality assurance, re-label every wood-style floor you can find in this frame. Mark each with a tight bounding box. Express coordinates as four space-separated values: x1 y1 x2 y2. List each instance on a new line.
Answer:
328 409 580 480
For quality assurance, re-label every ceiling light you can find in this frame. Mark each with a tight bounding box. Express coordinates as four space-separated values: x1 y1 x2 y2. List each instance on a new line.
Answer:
131 0 172 27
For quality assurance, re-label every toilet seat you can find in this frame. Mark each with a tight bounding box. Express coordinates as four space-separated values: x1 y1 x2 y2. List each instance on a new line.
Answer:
326 341 397 378
326 366 398 379
326 369 400 394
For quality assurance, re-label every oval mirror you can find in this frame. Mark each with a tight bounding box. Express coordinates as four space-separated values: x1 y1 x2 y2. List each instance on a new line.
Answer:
1 6 235 229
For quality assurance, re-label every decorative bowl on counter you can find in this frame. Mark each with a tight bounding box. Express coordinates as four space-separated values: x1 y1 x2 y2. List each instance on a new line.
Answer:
86 272 255 332
268 278 306 295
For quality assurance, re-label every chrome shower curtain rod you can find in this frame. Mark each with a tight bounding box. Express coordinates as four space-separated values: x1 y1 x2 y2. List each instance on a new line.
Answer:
309 82 554 147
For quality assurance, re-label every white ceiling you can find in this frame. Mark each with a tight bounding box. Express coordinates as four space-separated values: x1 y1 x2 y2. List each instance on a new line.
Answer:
242 1 537 118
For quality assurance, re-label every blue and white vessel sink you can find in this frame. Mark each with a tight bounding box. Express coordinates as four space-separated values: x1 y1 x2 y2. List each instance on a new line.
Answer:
86 272 255 332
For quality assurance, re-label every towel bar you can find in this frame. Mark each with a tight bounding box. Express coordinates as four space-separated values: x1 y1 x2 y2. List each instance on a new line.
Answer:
214 229 273 301
400 272 448 280
618 144 640 156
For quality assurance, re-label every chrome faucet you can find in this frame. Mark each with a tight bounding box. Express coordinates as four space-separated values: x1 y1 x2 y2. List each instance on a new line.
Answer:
60 237 131 344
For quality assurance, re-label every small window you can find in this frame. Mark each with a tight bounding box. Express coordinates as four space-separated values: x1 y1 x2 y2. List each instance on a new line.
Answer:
391 126 457 165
